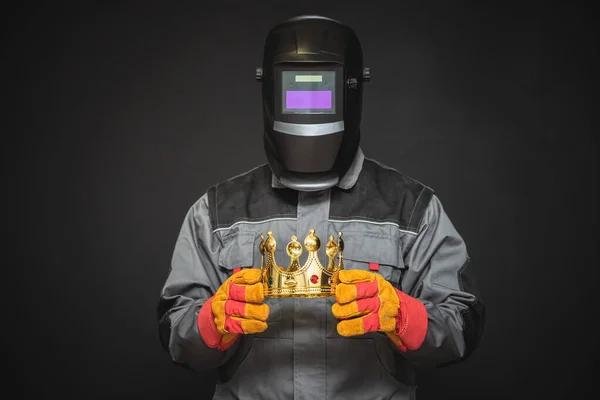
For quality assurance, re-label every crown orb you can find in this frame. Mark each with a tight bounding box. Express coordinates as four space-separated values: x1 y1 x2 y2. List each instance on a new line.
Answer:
265 234 276 252
304 229 321 252
259 234 266 254
326 235 338 257
286 238 302 258
337 232 344 251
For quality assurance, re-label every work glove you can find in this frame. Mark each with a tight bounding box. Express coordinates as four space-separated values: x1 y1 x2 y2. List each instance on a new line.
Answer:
198 268 269 351
332 269 428 352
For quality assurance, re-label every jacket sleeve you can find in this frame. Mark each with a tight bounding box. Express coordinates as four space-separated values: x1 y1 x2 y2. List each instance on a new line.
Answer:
156 193 241 371
397 194 485 368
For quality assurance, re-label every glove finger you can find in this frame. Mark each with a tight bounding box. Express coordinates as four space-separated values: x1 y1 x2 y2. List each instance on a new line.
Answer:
338 269 374 284
212 298 228 335
376 279 402 320
228 281 265 303
224 300 269 322
225 316 268 335
336 313 380 336
332 297 381 319
335 279 379 304
232 268 263 285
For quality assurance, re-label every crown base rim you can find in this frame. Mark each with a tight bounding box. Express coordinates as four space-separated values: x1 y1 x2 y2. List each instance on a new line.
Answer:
264 287 335 298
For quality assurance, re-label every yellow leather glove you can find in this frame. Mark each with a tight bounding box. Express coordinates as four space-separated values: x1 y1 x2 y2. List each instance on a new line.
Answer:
198 268 269 350
332 269 428 352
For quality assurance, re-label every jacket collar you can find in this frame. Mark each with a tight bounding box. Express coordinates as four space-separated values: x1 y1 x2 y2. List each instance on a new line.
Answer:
271 147 364 190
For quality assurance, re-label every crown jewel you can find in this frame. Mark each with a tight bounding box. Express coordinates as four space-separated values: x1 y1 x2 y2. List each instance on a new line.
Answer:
260 229 344 298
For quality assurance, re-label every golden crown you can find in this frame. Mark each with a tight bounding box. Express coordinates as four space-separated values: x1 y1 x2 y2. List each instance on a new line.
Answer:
260 229 344 298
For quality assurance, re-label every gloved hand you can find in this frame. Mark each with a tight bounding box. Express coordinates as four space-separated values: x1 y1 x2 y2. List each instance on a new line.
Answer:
198 268 269 351
332 269 428 352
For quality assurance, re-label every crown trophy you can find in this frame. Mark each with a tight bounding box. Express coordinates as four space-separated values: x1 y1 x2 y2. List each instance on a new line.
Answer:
260 229 344 298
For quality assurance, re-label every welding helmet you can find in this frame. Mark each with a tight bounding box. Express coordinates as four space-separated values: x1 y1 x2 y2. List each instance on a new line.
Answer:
257 15 370 191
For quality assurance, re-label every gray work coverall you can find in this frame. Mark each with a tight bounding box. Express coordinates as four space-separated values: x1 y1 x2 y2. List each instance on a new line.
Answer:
157 148 485 399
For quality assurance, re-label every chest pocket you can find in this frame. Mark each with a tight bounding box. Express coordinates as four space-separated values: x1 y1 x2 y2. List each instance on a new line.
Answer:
340 233 406 289
218 230 284 330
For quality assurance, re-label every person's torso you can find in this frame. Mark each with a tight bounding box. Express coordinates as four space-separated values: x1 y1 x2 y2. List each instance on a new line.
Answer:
207 159 432 400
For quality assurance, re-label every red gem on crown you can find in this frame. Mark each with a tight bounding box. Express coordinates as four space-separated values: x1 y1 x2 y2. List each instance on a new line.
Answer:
310 275 319 284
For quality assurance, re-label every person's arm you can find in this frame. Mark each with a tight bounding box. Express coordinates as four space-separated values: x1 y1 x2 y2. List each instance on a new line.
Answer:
156 193 242 371
394 194 485 368
332 194 484 368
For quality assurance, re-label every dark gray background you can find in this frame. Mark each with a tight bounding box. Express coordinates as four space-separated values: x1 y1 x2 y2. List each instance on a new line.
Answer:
7 0 596 399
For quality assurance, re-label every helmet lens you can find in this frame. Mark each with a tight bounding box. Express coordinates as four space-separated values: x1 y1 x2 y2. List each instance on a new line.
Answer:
282 71 336 115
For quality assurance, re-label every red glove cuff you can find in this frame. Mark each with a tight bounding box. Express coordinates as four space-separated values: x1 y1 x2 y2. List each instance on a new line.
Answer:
391 288 428 352
197 296 239 351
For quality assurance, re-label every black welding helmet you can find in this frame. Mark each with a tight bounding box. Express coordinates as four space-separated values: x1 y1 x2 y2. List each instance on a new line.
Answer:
256 15 370 191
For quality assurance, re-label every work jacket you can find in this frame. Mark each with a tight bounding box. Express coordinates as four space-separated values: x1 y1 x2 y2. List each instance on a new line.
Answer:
157 148 485 400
